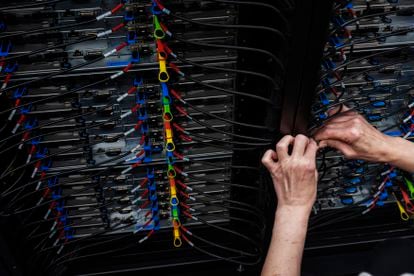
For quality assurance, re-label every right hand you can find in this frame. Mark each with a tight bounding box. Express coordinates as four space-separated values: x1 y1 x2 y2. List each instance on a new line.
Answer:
313 106 397 163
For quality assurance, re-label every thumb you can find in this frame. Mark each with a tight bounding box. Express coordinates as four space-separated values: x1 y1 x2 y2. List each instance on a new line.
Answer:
261 149 277 171
319 139 356 158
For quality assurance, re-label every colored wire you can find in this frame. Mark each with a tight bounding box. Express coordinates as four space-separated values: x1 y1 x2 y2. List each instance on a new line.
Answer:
0 0 66 11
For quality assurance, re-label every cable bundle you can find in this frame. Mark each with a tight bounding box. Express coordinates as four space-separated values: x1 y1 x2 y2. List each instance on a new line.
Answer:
309 0 414 239
0 0 288 274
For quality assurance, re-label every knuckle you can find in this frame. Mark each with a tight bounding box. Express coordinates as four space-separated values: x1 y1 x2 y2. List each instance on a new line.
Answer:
349 127 361 139
351 117 361 125
296 134 308 140
276 143 285 151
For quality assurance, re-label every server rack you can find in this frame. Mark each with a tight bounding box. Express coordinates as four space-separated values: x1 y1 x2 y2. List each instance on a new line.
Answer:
2 0 414 275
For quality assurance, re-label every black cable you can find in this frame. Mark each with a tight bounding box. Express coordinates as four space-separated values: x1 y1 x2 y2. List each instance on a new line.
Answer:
174 55 280 90
172 36 285 75
0 55 105 95
183 130 271 147
207 0 290 32
2 35 96 63
330 7 414 36
316 58 407 95
181 173 262 192
0 18 97 40
168 12 287 51
335 28 414 52
0 149 129 211
176 96 274 131
321 45 410 80
0 0 66 11
183 74 275 106
188 115 272 142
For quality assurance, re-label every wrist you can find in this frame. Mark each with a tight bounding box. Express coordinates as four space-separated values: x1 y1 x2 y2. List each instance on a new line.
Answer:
275 205 311 224
382 136 407 164
382 136 414 172
377 136 407 166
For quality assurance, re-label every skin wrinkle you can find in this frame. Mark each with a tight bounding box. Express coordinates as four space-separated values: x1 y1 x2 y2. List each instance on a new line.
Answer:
262 105 414 276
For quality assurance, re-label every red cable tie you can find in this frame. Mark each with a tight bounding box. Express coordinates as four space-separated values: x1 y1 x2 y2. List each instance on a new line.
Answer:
127 86 137 94
43 187 51 198
131 104 141 113
170 89 182 100
176 179 187 189
30 145 36 155
14 99 21 107
179 134 192 142
179 190 190 199
139 135 146 145
3 74 11 84
172 151 184 160
141 189 149 198
17 114 26 125
111 3 124 14
183 210 192 219
175 106 188 116
123 63 133 72
180 225 192 235
116 42 128 52
180 201 190 210
154 0 166 10
160 22 169 32
146 229 155 238
132 160 142 168
140 178 149 187
22 132 30 141
140 200 150 209
174 166 183 174
172 122 185 133
134 120 143 130
112 22 125 32
169 62 181 73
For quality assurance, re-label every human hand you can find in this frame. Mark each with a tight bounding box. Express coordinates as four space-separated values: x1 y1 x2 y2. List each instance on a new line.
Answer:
313 106 397 163
262 135 318 212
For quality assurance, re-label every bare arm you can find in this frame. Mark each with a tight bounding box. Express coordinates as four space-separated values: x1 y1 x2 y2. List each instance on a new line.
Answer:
261 135 318 276
314 106 414 172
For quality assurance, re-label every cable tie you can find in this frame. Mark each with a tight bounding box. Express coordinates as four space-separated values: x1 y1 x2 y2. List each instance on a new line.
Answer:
97 29 113 38
111 3 124 14
56 244 65 255
120 110 132 119
112 22 125 32
160 22 172 37
110 70 124 79
169 62 185 76
130 144 142 154
124 127 135 137
96 11 112 21
8 109 16 121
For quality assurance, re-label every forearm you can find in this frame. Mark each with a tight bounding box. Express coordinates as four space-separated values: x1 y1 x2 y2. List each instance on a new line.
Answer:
261 206 310 276
386 137 414 173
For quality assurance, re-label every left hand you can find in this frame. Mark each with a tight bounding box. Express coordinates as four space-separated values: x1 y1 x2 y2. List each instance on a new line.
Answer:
262 135 319 211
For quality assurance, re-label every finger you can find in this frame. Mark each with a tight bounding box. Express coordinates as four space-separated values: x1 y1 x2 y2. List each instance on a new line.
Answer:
292 134 309 157
304 139 318 160
261 149 277 171
319 139 356 158
325 112 357 124
327 104 351 116
276 135 294 160
313 120 357 143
